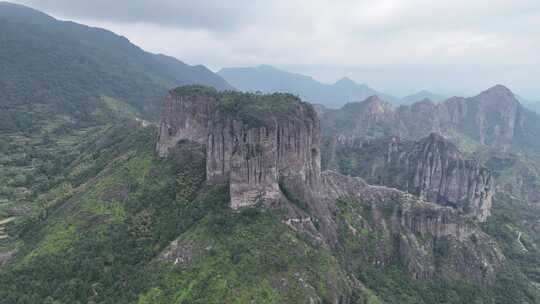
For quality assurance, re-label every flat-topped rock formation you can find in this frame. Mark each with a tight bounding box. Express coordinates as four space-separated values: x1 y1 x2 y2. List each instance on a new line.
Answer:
157 85 504 283
157 86 320 209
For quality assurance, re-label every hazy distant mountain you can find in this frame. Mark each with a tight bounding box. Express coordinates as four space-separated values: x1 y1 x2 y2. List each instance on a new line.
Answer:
218 65 397 108
0 2 232 124
399 90 447 104
323 84 540 150
4 2 540 304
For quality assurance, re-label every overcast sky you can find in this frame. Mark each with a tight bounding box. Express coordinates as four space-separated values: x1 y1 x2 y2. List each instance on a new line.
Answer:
10 0 540 99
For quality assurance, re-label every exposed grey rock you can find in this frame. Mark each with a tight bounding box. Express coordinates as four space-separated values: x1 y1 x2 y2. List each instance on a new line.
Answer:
157 86 505 284
323 85 540 151
332 133 494 221
157 92 214 157
320 171 504 283
159 239 194 266
157 87 321 210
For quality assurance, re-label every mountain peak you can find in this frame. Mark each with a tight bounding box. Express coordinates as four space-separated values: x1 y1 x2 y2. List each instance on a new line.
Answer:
341 95 389 113
334 77 357 86
423 132 448 144
361 95 394 115
412 98 436 107
417 89 436 96
364 95 384 104
483 84 515 97
400 90 446 104
475 84 519 107
218 65 398 106
0 1 55 23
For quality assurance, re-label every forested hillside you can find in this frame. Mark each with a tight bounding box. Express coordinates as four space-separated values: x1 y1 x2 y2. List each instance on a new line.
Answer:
2 2 540 304
0 2 232 267
0 1 232 129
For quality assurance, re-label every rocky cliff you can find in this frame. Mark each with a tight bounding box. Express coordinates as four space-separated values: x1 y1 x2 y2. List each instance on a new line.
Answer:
157 86 321 210
157 85 504 284
332 133 494 221
321 95 398 140
321 171 503 283
323 85 540 151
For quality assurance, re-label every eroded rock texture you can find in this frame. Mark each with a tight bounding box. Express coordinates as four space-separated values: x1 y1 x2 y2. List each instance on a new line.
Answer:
332 133 494 221
157 92 213 157
323 84 540 151
157 85 504 284
321 171 503 283
157 87 320 209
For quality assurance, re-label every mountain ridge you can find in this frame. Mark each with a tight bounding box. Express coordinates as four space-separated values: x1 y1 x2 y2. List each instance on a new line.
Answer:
399 90 447 104
1 2 540 303
0 1 233 123
218 65 398 108
323 84 540 151
156 86 504 280
330 133 494 221
1 83 537 303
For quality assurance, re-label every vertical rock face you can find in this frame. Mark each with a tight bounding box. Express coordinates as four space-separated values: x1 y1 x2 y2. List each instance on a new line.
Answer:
322 96 398 141
407 134 493 221
396 99 445 137
157 85 504 284
321 171 504 283
322 84 540 151
157 91 214 157
209 121 282 208
332 133 494 221
207 108 321 208
157 86 321 209
469 85 520 147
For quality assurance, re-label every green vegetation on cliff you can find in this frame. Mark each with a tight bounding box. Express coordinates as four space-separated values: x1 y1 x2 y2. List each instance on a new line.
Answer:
0 125 351 303
0 2 233 148
138 209 351 304
174 85 312 128
4 3 540 304
336 199 540 304
1 111 539 304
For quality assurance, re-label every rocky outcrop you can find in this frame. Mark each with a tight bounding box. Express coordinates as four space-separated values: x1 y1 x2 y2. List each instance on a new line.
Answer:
406 134 493 221
209 108 321 209
157 91 214 157
333 133 494 221
322 96 398 140
323 85 540 151
157 85 504 284
321 171 504 283
157 86 321 209
470 85 519 146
